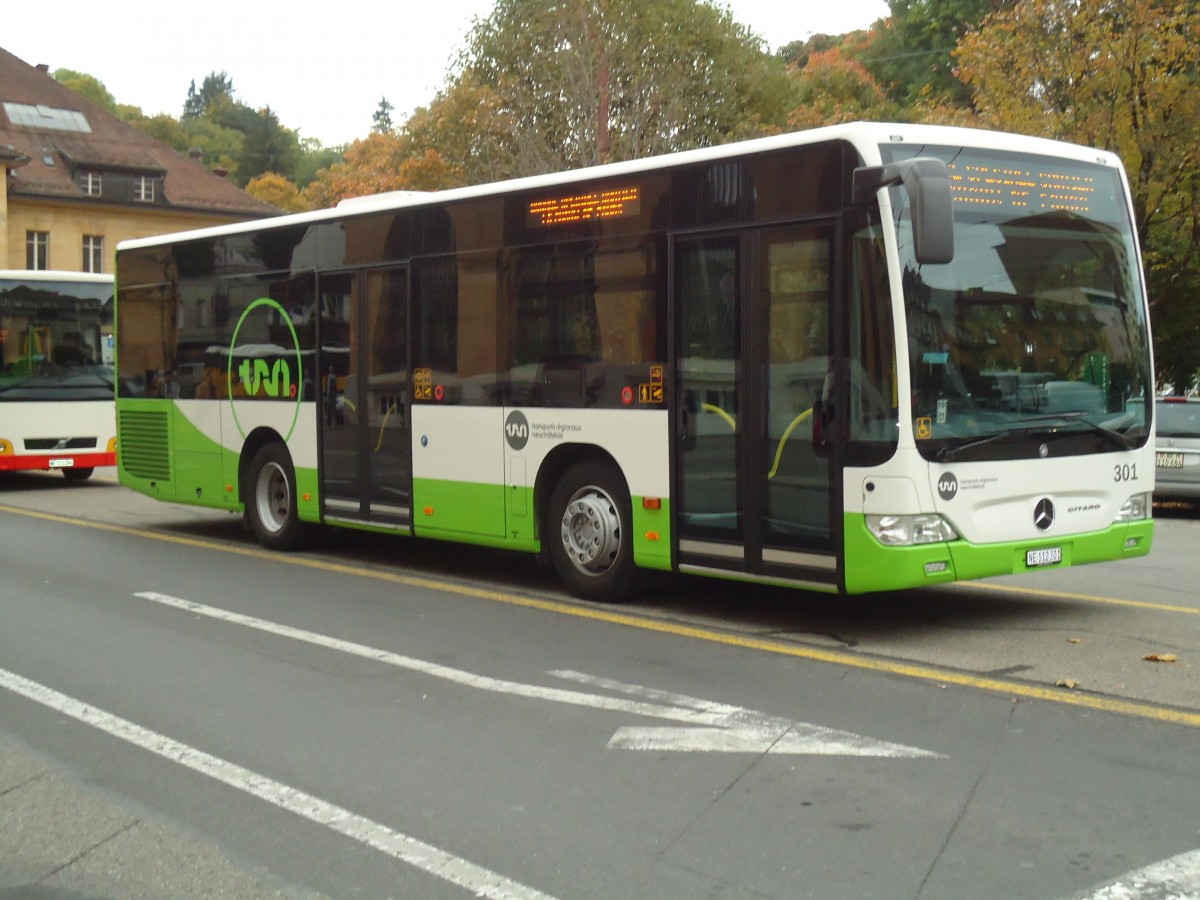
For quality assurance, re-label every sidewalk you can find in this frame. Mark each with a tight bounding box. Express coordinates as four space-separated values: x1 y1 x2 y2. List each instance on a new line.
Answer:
0 734 322 899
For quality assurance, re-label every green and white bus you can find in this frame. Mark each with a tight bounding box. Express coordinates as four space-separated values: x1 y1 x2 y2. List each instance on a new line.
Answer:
114 123 1155 601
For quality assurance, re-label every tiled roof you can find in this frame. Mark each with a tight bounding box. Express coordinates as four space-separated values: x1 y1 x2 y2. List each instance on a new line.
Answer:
0 46 280 218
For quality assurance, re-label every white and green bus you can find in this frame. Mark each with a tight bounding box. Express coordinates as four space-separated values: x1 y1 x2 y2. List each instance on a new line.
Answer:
114 123 1155 601
1 270 117 480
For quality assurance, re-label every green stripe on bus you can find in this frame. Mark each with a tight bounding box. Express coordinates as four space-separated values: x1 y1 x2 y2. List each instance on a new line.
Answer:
843 513 1154 594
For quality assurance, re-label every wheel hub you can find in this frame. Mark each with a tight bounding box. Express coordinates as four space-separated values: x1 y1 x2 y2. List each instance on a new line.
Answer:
560 488 621 576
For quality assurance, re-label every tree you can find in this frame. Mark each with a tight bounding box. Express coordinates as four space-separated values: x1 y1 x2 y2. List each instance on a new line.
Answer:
52 69 117 113
440 0 795 180
372 97 395 134
303 132 461 208
245 172 308 212
863 0 997 107
183 72 236 120
956 0 1200 387
786 49 897 130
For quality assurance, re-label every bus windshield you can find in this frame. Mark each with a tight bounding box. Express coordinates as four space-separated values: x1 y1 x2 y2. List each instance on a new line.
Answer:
0 276 114 402
883 144 1153 462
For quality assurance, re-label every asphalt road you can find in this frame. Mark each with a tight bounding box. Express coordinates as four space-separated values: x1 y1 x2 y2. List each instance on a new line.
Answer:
1 469 1197 899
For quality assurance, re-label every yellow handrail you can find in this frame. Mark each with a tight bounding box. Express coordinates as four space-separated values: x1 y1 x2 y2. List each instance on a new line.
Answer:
767 408 814 480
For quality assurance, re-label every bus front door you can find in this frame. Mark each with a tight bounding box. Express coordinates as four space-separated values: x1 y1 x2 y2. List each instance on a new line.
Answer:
675 225 839 589
319 268 412 528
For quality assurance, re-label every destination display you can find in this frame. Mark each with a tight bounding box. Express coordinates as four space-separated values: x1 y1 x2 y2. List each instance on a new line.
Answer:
528 186 641 227
947 160 1101 215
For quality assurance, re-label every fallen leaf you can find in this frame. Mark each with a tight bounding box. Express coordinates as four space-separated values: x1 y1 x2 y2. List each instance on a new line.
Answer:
1056 679 1080 689
1067 638 1082 644
1143 653 1178 663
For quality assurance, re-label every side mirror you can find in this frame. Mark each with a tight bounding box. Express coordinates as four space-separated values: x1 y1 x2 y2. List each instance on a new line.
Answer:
853 157 954 265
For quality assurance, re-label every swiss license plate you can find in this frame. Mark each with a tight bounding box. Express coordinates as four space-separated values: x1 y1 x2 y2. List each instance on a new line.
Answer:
48 458 74 468
1026 547 1062 567
1157 451 1185 469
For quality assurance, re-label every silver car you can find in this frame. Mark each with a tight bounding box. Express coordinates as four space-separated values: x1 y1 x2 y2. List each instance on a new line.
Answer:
1155 397 1200 501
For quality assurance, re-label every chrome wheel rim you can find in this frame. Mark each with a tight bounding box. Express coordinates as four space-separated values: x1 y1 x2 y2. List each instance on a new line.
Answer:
255 461 290 534
559 485 622 577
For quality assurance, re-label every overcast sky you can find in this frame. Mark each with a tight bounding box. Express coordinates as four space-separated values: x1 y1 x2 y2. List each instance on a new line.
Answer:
4 1 889 147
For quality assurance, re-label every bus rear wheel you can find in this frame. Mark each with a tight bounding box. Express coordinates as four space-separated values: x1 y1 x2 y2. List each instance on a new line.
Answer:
548 461 636 603
246 443 307 551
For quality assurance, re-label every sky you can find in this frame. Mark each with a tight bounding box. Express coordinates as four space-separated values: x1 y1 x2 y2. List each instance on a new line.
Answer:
3 1 890 148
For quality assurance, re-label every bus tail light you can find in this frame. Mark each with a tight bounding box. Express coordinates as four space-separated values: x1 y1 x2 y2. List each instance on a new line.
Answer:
1115 492 1151 522
867 513 957 546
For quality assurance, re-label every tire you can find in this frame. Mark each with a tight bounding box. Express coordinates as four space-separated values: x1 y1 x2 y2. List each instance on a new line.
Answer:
547 461 637 602
62 467 94 481
245 443 307 550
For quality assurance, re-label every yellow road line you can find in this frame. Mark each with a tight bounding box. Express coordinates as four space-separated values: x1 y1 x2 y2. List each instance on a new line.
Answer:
4 503 1198 729
960 580 1199 616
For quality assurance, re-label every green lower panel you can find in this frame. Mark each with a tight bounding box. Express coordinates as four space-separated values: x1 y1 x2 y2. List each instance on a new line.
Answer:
632 498 672 572
413 477 508 540
843 512 1154 594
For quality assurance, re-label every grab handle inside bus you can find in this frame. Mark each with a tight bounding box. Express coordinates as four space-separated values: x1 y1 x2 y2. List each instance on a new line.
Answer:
852 157 954 265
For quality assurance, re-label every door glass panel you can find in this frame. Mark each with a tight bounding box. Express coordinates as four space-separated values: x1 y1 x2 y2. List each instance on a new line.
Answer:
677 238 741 542
364 268 410 515
320 273 359 510
762 232 831 545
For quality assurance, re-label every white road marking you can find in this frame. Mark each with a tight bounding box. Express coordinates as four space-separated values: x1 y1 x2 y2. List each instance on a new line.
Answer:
1074 848 1200 899
0 667 556 900
134 591 942 758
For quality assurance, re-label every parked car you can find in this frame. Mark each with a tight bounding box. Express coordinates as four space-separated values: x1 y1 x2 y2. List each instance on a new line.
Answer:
1154 396 1200 501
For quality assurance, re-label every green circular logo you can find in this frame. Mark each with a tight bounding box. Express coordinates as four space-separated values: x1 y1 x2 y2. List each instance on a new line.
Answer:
228 297 303 442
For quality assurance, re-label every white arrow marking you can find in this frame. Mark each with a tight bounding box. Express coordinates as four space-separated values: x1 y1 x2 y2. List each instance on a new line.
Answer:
1071 847 1200 899
555 670 942 758
134 592 943 759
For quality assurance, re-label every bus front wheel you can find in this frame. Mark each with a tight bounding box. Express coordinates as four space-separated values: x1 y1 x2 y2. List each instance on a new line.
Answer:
246 443 307 551
548 461 636 603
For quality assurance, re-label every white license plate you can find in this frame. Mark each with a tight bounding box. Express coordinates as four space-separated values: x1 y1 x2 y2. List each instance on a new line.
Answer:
1026 547 1062 567
48 458 74 468
1157 451 1185 469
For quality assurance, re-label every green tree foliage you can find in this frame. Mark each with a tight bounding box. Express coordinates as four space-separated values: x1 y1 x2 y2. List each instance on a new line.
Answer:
182 72 236 120
957 0 1200 389
372 98 395 134
52 69 117 113
863 0 996 107
431 0 795 180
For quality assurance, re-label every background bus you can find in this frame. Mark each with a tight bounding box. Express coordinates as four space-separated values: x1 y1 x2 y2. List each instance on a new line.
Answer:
0 270 116 480
114 123 1155 601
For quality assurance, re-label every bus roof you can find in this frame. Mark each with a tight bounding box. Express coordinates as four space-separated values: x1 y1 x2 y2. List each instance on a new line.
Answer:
115 122 1126 253
0 270 113 283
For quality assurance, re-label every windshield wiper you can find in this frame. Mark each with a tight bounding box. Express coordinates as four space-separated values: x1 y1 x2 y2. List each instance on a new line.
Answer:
936 413 1140 461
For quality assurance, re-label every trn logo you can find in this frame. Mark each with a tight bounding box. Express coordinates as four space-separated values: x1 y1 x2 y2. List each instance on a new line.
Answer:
505 410 529 451
239 358 295 399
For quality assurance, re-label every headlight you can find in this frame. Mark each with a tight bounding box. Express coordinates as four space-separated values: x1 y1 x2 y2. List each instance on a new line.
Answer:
1115 492 1152 522
866 514 958 546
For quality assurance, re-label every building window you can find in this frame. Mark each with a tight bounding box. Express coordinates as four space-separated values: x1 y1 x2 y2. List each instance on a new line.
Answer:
26 231 49 270
82 171 102 196
83 235 105 273
136 176 155 202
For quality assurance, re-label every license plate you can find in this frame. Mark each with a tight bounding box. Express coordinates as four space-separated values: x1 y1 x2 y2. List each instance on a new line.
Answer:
1157 451 1185 469
1026 547 1062 567
48 458 74 468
